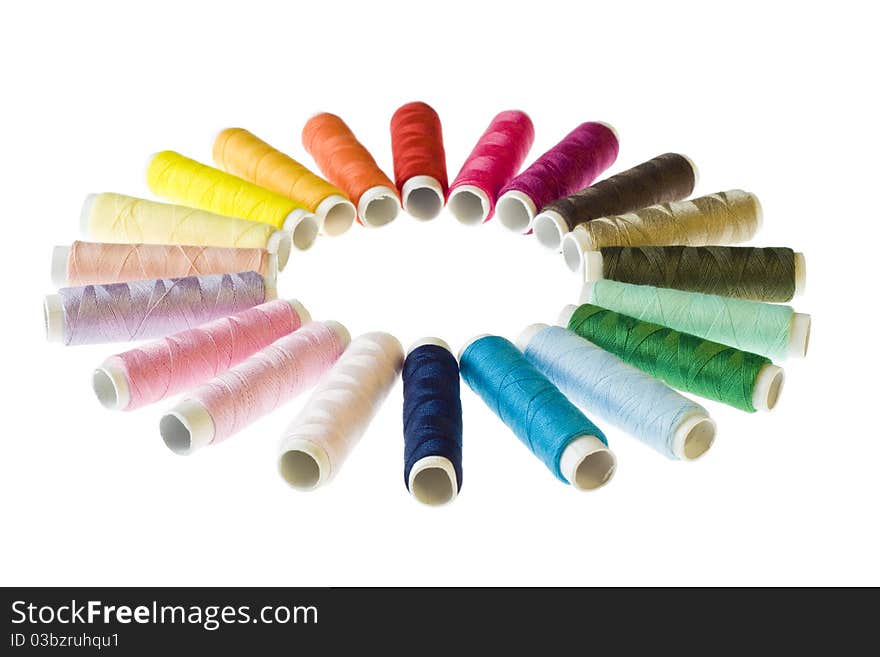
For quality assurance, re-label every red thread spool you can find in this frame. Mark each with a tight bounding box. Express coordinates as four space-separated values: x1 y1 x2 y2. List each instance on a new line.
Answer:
390 102 448 220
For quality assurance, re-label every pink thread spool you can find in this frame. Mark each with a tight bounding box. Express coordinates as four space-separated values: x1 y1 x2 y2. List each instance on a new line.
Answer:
496 122 619 234
52 241 277 288
447 110 534 225
93 299 309 411
159 320 351 455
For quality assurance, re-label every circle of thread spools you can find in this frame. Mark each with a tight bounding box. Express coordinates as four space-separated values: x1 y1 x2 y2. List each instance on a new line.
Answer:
496 121 619 234
146 150 319 250
302 113 400 227
561 303 783 412
561 190 763 273
278 332 404 491
212 127 356 237
590 245 804 301
532 152 697 250
458 334 615 490
582 279 810 359
45 271 271 346
94 299 308 411
518 324 715 461
160 320 350 455
402 338 463 505
447 110 535 225
390 102 448 221
81 193 293 270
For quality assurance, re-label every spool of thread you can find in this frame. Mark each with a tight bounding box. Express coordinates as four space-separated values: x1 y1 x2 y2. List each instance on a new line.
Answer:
518 324 715 461
581 279 811 359
402 338 462 506
81 193 293 270
390 102 448 220
533 153 698 250
447 110 535 225
45 271 272 346
458 335 615 490
52 241 276 288
278 332 404 490
213 127 356 237
561 190 762 274
560 303 784 412
94 299 309 411
496 122 619 234
160 321 350 455
583 246 806 302
146 150 319 251
302 113 400 227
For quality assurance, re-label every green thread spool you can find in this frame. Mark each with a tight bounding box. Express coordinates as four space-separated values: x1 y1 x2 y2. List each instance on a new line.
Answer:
583 246 806 301
562 190 762 274
559 303 784 412
581 280 811 360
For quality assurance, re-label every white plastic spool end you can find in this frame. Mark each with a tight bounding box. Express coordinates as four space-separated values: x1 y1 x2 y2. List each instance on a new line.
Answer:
80 193 96 236
749 192 764 233
266 230 293 271
315 194 356 237
579 281 595 304
401 176 445 221
159 399 216 455
496 190 537 234
752 364 785 411
358 185 400 227
794 252 807 295
407 336 451 356
43 294 65 343
92 361 131 411
448 185 491 225
278 438 332 491
532 210 569 250
285 299 311 324
283 212 319 251
50 246 70 287
408 455 459 506
261 274 278 302
561 229 594 274
788 313 811 358
457 333 492 362
557 304 578 328
672 413 716 461
515 323 549 352
594 121 619 141
559 435 617 491
582 251 604 282
323 320 352 347
679 153 700 188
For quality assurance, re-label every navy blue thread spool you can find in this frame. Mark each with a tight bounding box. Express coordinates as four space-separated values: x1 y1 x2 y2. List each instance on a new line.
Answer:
402 338 463 506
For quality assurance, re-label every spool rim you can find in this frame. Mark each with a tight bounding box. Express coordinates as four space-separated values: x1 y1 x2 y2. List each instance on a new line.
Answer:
408 455 458 506
532 211 568 250
448 185 490 225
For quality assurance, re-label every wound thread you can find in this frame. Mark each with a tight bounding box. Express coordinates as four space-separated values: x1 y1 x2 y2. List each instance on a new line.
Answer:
402 340 463 505
212 128 355 237
81 193 293 270
447 110 535 224
562 190 762 272
390 102 448 220
302 113 400 227
565 303 780 412
459 335 615 490
497 122 619 233
57 241 275 287
95 299 307 411
278 332 404 490
597 245 801 301
521 325 714 461
46 271 269 346
146 150 319 250
533 153 696 249
161 321 350 454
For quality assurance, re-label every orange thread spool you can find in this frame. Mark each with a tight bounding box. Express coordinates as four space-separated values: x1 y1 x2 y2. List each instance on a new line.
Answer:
302 113 400 227
390 102 448 220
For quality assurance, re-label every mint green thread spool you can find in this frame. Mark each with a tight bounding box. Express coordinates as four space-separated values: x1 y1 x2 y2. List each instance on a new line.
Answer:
581 280 811 359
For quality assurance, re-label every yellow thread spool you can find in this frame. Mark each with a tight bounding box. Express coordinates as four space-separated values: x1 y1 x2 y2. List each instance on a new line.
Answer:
146 150 318 251
80 193 293 270
213 128 355 237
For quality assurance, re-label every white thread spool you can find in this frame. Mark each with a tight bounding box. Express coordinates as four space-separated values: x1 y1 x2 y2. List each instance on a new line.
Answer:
278 332 404 490
447 185 491 225
557 304 785 412
495 190 537 234
404 337 459 506
401 176 445 221
457 333 616 491
358 186 400 227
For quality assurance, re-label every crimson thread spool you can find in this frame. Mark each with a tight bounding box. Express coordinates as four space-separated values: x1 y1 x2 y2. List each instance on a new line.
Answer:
496 122 619 234
390 102 448 221
447 110 535 225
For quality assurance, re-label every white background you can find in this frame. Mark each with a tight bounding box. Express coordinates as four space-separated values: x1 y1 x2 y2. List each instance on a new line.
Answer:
1 0 877 586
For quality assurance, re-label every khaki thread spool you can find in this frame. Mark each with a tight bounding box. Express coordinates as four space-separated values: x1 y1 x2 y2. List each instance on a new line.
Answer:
561 190 762 274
